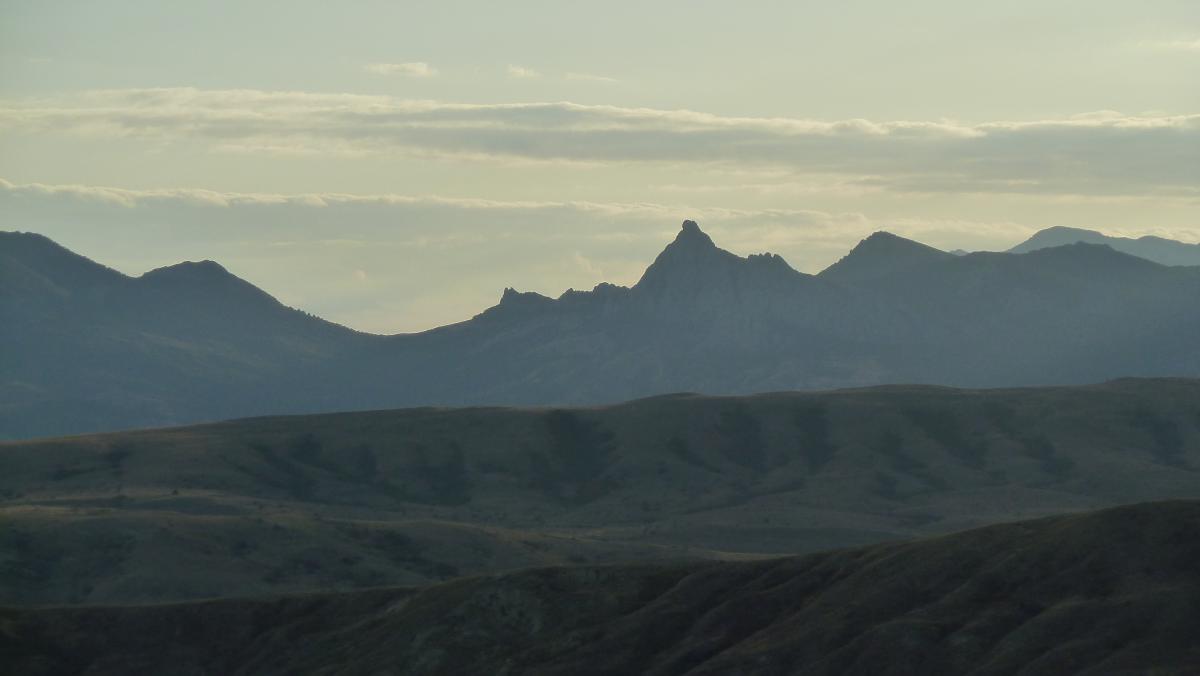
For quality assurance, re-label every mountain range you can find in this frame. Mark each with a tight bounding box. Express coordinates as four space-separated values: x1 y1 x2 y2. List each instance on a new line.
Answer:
3 222 1200 439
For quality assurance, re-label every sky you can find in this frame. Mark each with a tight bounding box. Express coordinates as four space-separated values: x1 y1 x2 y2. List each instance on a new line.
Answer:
2 1 1198 333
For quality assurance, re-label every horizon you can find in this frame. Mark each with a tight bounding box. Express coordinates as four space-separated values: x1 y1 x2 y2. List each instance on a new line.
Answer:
9 219 1196 336
3 2 1198 332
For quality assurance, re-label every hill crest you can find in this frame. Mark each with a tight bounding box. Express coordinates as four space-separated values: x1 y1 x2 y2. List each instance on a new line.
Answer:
1010 225 1200 266
819 230 952 285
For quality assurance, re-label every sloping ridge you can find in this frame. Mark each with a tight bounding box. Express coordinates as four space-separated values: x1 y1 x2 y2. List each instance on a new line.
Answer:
1011 226 1200 266
0 231 128 296
4 500 1199 675
133 259 293 316
819 231 953 285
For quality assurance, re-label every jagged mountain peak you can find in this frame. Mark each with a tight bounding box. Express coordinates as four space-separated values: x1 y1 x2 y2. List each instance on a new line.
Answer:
635 220 763 293
746 251 790 266
480 220 806 320
474 286 555 321
668 219 719 252
677 218 711 241
497 287 552 305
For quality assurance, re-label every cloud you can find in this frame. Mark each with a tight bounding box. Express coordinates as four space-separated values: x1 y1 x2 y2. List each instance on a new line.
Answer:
363 62 436 77
565 72 619 83
1 88 1197 199
506 64 541 78
0 177 815 223
1142 39 1200 52
0 176 1050 259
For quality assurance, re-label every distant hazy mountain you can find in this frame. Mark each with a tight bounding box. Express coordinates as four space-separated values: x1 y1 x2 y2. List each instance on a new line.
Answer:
819 230 954 285
1011 225 1200 266
3 222 1200 438
0 231 375 438
6 500 1200 674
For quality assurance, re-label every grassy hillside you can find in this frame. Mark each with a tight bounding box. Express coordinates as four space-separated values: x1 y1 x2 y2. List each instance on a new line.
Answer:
2 378 1199 605
4 500 1199 675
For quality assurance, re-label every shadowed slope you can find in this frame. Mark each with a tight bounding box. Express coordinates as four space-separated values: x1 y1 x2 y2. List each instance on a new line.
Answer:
4 500 1199 675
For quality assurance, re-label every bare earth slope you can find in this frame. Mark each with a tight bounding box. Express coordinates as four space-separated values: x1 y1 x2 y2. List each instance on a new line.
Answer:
3 500 1199 675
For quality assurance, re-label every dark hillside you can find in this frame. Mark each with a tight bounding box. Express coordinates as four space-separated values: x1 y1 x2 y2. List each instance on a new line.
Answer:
4 500 1199 675
2 378 1199 606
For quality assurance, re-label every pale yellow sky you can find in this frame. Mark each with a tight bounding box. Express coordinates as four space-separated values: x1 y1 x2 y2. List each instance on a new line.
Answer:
1 1 1197 332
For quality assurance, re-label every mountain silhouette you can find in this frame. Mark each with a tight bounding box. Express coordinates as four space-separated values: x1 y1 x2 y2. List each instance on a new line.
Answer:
0 230 366 438
633 219 804 296
3 222 1200 438
1010 225 1200 266
819 231 953 286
